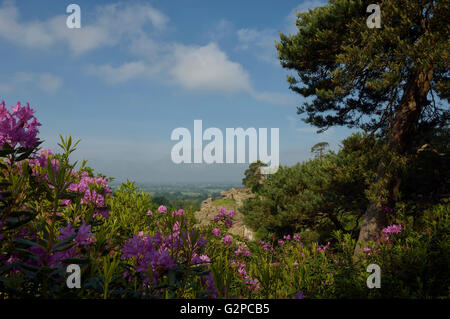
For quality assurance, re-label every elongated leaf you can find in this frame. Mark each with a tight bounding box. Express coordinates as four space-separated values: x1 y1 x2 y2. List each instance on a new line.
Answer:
52 233 77 249
13 237 44 249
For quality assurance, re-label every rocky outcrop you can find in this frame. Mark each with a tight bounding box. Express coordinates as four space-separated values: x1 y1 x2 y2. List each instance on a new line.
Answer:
194 188 255 240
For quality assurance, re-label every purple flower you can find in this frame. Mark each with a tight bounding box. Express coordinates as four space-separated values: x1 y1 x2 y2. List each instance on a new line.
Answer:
93 209 110 219
212 228 221 237
234 246 251 257
58 223 76 240
199 255 210 264
0 101 41 149
147 210 153 216
292 291 305 299
382 224 402 235
224 218 233 228
200 272 218 299
278 240 285 246
75 221 94 246
222 235 232 246
218 207 226 216
158 205 167 214
317 241 331 252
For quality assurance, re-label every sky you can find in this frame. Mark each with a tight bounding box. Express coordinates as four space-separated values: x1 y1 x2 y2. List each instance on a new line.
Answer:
0 0 356 184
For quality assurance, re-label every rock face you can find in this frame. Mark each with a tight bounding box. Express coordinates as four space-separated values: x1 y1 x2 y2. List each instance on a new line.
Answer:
194 188 255 240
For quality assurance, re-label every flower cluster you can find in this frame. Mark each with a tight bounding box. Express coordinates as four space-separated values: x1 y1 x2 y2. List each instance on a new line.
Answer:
27 221 94 268
382 224 402 235
212 207 234 228
222 234 232 246
0 101 41 149
212 228 221 237
317 241 331 252
258 240 275 252
122 231 176 283
67 172 112 218
234 245 251 257
122 227 209 285
230 259 260 291
200 272 218 298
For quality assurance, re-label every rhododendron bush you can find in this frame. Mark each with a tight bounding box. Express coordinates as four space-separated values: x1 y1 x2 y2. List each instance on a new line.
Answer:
0 101 448 299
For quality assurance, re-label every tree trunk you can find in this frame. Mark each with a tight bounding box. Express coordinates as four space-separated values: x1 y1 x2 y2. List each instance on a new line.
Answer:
354 69 434 256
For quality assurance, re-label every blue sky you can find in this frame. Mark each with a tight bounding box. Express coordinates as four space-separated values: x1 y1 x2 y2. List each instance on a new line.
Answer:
0 0 355 184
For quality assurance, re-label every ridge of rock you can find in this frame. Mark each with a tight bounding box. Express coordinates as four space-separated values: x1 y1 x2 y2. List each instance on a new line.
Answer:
194 187 255 240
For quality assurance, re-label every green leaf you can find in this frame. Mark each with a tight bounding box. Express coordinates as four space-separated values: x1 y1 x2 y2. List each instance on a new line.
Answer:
13 237 44 249
52 233 77 249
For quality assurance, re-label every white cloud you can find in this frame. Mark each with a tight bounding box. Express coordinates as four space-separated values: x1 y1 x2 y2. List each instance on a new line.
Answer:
0 71 62 93
169 43 252 92
0 1 294 105
0 1 168 55
87 61 157 84
88 42 294 105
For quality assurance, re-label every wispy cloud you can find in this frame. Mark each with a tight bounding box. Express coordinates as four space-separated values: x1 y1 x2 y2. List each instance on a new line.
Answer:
0 1 168 55
88 41 295 105
0 1 294 105
0 71 62 93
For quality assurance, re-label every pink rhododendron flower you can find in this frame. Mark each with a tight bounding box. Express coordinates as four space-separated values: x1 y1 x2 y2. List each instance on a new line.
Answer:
199 255 210 264
0 101 41 149
224 218 233 228
218 207 226 216
382 224 402 235
222 235 232 246
234 246 251 257
317 242 331 252
158 205 167 214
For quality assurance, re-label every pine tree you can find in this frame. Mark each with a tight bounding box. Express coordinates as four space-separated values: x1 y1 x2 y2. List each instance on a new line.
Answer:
276 0 449 254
